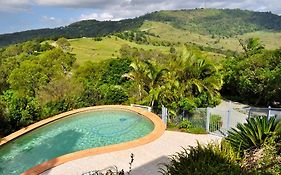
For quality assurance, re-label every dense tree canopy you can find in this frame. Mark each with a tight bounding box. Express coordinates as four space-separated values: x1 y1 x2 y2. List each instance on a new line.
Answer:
222 39 281 106
0 36 280 138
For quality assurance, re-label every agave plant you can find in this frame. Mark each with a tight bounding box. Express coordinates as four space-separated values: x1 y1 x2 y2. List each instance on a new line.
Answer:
226 116 281 153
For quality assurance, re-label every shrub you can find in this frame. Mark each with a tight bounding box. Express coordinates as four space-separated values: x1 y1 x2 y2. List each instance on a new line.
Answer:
99 85 128 105
0 100 11 137
94 37 103 41
167 121 177 129
188 127 207 134
178 119 192 130
160 142 246 175
226 116 281 154
241 140 281 175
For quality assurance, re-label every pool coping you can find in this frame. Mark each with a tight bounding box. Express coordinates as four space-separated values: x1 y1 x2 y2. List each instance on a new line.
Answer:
0 105 166 175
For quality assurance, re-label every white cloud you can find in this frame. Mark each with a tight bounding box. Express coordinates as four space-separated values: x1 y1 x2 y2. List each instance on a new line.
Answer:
0 0 32 11
35 0 125 8
41 16 61 23
0 0 281 17
80 12 121 21
40 15 72 28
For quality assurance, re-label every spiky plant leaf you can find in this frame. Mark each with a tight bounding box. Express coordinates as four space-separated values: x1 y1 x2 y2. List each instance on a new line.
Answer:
226 116 280 154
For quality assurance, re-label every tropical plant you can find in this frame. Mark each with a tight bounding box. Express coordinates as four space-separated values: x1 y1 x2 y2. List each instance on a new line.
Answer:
123 58 150 99
226 116 281 154
161 46 223 111
239 38 264 57
160 142 244 175
124 58 166 109
142 61 167 108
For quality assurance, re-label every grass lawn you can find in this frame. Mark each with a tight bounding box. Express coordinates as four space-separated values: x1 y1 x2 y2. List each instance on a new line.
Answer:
69 37 170 65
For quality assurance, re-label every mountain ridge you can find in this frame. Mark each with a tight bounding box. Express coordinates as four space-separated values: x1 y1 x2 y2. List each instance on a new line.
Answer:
1 8 281 47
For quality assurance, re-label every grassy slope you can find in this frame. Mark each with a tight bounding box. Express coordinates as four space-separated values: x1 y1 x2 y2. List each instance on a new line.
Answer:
69 9 281 64
70 37 225 65
148 9 281 36
240 31 281 50
69 21 281 65
70 36 169 64
141 21 281 52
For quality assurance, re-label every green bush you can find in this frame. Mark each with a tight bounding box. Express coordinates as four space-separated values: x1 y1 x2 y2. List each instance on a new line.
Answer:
160 142 246 175
178 119 192 130
188 127 207 134
226 116 281 154
0 100 10 137
242 140 281 175
99 85 128 105
94 37 103 41
167 121 177 129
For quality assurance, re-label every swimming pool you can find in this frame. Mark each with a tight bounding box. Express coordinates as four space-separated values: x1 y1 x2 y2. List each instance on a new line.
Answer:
0 106 161 175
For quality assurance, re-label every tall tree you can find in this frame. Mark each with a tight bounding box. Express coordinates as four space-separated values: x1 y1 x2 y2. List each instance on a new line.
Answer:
162 47 223 110
8 60 48 97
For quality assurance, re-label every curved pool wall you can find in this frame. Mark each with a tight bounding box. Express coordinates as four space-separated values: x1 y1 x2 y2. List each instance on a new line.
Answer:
0 105 165 175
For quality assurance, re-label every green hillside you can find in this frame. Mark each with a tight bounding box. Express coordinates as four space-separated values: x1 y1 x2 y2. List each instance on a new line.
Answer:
140 21 281 51
144 9 281 36
0 18 144 47
1 9 281 47
69 37 170 64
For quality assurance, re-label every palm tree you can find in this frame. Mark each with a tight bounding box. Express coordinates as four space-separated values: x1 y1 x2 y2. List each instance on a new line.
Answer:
124 58 167 109
123 58 150 99
124 46 222 111
239 38 264 57
162 46 223 109
144 60 167 108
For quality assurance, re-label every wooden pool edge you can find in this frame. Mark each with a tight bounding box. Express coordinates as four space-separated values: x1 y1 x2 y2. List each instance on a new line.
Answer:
0 105 166 175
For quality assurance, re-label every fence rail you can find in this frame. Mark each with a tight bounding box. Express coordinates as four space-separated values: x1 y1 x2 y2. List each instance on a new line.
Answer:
160 103 281 137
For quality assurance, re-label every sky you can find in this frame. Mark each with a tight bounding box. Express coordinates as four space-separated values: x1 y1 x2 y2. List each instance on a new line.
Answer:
0 0 281 34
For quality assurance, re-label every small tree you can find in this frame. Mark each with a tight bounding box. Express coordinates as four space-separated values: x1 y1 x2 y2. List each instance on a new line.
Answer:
56 37 71 51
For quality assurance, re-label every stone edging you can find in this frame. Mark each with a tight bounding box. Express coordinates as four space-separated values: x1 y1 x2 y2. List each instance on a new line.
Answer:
0 105 165 175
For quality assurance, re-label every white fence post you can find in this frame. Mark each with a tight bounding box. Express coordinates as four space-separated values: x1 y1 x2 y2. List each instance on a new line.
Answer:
267 106 271 120
161 105 168 127
227 101 232 130
206 107 210 133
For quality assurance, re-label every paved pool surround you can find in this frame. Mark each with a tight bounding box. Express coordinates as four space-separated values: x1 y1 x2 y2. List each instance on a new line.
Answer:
0 105 166 175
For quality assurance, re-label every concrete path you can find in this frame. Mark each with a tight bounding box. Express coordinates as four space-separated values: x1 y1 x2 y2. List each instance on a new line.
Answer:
41 131 220 175
213 100 248 129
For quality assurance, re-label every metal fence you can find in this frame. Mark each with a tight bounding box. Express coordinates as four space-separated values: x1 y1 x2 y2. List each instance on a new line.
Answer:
161 104 281 137
247 107 281 120
132 103 281 137
206 106 248 136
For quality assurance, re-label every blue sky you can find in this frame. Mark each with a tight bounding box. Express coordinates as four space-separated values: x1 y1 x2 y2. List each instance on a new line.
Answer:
0 0 281 34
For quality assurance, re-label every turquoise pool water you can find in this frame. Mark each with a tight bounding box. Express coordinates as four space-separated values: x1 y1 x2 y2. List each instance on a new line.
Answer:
0 109 154 175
